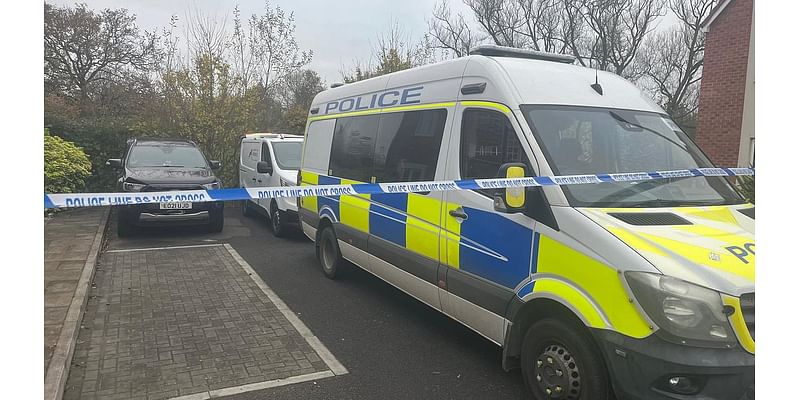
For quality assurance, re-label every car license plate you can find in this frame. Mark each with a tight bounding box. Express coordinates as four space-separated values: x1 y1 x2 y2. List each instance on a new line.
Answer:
160 202 192 210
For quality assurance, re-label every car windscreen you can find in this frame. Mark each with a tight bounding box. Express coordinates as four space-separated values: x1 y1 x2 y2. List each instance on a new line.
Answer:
126 144 208 168
521 105 744 207
271 142 302 170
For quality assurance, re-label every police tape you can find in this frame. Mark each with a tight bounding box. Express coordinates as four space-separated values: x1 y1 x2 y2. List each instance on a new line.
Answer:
44 167 755 209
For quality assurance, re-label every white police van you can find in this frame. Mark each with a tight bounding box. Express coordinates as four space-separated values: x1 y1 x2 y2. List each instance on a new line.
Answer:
239 133 303 236
298 45 755 400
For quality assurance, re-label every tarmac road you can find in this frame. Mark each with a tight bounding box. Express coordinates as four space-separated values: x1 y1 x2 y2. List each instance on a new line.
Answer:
106 204 528 400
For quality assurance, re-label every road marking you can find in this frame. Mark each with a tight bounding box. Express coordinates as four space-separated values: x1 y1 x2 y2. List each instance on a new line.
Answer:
105 243 223 253
224 243 349 376
168 370 335 400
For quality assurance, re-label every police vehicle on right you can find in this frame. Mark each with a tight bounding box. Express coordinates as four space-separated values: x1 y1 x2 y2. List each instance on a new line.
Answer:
297 45 755 400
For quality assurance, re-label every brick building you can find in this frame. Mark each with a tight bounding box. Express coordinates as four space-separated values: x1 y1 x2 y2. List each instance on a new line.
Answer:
695 0 755 167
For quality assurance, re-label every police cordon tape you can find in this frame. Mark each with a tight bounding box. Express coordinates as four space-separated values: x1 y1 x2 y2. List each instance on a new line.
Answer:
44 167 755 209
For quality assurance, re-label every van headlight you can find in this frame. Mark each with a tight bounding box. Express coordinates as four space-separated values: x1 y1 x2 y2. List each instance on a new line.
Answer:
202 181 221 190
122 181 146 192
625 272 736 347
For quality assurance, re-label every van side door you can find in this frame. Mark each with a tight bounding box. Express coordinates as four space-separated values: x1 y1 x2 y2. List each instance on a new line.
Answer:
240 140 258 189
440 103 539 345
366 108 451 310
257 141 273 210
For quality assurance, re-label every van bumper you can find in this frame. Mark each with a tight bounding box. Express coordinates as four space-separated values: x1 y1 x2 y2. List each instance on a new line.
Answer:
118 202 224 227
592 329 755 400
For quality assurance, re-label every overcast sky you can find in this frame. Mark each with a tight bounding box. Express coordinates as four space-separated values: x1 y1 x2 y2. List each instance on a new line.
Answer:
49 0 475 84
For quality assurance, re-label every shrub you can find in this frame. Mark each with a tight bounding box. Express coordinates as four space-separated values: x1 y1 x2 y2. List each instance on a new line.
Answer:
44 129 92 193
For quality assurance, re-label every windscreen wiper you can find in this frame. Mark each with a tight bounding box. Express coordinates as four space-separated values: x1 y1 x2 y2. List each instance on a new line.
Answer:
609 111 689 151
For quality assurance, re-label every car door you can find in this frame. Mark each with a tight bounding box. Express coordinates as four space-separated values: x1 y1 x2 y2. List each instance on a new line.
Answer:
440 104 539 344
366 108 451 310
257 141 273 211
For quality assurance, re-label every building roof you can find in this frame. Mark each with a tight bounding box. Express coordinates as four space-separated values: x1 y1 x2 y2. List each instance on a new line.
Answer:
701 0 733 32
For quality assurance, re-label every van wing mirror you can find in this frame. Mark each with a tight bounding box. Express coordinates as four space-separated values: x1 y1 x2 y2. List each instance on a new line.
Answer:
257 161 273 175
106 159 122 169
493 163 527 213
209 160 221 170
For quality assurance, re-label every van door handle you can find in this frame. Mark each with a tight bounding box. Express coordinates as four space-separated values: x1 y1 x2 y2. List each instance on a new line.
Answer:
257 179 262 183
449 208 468 220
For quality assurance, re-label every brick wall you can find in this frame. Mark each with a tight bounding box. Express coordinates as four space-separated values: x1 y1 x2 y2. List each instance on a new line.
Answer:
695 0 754 167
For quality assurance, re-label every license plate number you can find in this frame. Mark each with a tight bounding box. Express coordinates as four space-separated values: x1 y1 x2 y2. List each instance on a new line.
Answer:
159 202 192 210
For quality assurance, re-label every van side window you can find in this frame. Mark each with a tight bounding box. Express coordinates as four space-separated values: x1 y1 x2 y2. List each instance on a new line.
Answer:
261 143 271 163
461 108 531 194
330 115 380 182
373 109 447 182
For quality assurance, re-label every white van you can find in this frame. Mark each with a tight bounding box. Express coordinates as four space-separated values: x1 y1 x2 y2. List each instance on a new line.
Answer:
298 45 754 400
239 133 303 236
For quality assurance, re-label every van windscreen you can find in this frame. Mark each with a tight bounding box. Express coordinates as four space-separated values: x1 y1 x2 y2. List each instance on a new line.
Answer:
521 105 744 207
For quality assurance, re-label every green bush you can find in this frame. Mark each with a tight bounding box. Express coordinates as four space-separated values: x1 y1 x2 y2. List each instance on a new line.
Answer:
737 176 755 203
44 129 92 193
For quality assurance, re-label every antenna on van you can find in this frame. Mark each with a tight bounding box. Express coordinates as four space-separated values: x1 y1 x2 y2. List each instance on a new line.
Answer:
591 66 603 95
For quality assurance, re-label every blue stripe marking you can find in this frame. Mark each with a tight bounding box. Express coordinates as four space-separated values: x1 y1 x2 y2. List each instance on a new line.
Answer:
317 175 341 220
689 169 703 177
722 168 735 176
369 193 408 247
206 188 247 201
517 281 535 299
352 183 381 194
647 172 661 179
455 179 481 190
44 195 55 209
534 176 555 186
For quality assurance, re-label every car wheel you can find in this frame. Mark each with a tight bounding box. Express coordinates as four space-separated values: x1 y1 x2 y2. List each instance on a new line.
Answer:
317 225 344 279
117 212 134 237
521 318 612 400
270 201 287 237
208 209 224 233
241 199 255 217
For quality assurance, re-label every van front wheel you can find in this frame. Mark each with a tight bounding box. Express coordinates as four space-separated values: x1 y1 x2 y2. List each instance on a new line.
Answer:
521 318 612 400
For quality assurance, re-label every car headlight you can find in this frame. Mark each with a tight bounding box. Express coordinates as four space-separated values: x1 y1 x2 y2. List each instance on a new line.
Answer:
625 272 736 347
122 181 146 192
202 181 221 190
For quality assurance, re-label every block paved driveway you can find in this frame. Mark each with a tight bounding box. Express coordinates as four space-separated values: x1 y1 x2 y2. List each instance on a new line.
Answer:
64 206 527 399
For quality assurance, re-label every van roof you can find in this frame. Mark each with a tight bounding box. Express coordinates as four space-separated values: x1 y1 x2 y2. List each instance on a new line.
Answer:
310 52 663 115
241 133 303 141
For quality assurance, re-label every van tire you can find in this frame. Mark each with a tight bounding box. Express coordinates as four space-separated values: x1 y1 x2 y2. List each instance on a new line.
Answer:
521 318 611 400
117 213 134 237
317 226 344 279
241 199 255 217
270 201 287 237
208 210 224 233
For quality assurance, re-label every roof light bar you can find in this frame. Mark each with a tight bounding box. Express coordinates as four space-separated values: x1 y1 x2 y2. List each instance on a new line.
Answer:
469 44 575 64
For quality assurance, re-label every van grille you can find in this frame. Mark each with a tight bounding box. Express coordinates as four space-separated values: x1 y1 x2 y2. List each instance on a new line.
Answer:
608 212 692 226
740 293 755 340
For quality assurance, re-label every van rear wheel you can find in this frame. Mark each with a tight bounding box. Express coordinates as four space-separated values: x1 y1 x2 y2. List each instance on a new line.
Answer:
521 318 611 400
317 226 344 279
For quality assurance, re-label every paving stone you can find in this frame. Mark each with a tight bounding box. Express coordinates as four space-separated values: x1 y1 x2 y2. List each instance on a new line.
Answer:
64 245 331 399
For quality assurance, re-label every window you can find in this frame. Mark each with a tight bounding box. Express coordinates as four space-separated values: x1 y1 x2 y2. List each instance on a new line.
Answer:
521 105 742 207
460 109 531 190
261 143 271 163
373 109 447 182
329 115 380 182
303 119 335 173
127 144 208 169
271 142 302 170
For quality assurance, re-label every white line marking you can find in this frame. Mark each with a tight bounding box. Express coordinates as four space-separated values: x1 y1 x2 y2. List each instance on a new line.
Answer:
223 244 349 376
168 371 335 400
105 243 223 253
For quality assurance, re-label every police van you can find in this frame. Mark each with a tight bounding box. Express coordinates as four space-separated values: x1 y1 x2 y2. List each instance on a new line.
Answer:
239 133 303 236
297 45 754 400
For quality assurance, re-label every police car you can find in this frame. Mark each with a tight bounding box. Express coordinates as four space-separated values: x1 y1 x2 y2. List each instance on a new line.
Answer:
297 45 755 400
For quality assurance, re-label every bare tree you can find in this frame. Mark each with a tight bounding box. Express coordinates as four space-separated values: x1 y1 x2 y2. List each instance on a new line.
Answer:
465 0 528 47
429 1 480 57
637 0 715 124
342 21 433 82
44 2 158 100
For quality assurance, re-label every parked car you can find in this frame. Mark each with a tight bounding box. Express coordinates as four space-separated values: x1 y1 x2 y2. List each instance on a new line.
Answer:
239 133 303 236
297 45 754 400
107 138 224 236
